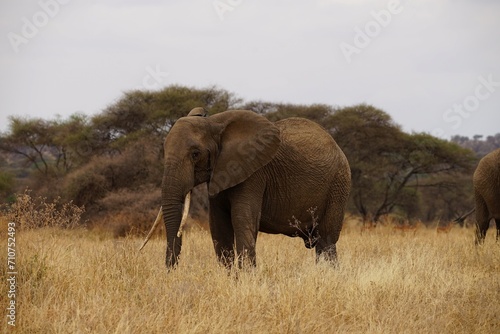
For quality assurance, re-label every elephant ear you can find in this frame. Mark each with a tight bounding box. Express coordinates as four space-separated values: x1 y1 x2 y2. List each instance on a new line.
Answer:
208 110 281 197
187 107 207 117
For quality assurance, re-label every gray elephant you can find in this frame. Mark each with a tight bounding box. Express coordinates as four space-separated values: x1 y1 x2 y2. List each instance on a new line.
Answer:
473 148 500 243
147 108 351 269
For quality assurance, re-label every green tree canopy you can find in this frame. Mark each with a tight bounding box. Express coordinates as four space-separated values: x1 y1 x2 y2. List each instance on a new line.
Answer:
0 116 54 176
326 105 476 222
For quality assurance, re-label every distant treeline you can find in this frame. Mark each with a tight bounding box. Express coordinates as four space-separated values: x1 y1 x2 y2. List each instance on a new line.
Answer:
0 85 497 231
451 134 500 158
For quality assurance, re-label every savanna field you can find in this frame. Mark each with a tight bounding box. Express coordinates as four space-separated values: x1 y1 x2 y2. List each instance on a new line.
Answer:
1 216 499 334
2 88 499 333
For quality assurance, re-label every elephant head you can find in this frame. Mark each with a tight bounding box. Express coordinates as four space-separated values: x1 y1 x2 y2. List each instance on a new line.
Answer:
160 108 281 268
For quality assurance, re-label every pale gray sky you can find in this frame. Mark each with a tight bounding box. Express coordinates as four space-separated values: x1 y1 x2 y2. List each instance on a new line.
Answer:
1 0 499 139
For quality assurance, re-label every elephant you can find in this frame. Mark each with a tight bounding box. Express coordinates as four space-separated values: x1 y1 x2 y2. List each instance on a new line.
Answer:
145 108 351 269
473 148 500 243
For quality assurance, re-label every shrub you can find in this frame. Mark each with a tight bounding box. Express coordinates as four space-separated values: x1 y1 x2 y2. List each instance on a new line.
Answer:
90 187 160 237
0 170 15 203
3 189 85 230
63 162 110 207
62 141 156 208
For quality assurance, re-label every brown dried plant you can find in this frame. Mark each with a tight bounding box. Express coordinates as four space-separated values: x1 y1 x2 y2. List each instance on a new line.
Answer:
3 189 85 230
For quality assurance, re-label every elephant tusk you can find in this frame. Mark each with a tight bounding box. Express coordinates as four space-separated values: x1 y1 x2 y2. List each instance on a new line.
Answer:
138 192 191 251
139 207 162 251
177 191 191 238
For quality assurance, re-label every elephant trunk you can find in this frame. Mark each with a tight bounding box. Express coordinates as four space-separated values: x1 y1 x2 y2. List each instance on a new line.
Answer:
162 201 183 268
139 192 191 252
162 173 188 269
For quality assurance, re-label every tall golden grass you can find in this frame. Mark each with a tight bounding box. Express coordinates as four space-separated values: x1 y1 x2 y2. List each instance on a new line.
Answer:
1 219 499 333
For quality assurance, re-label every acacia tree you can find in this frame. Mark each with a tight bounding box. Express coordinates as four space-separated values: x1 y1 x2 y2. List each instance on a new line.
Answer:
264 103 334 123
64 85 241 209
0 114 95 178
1 88 479 225
50 113 97 172
418 173 474 223
326 104 476 223
241 100 279 114
0 117 53 176
92 85 242 154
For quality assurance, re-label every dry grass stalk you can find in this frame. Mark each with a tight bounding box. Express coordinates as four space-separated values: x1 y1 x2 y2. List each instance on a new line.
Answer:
436 222 454 234
393 224 418 234
360 221 377 234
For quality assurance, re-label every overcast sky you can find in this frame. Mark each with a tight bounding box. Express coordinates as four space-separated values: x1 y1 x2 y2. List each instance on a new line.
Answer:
1 0 499 139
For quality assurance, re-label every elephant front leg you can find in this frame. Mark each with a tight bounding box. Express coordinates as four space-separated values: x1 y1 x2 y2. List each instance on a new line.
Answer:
226 180 264 268
213 239 235 268
234 228 257 268
209 197 235 268
231 202 260 268
211 230 235 268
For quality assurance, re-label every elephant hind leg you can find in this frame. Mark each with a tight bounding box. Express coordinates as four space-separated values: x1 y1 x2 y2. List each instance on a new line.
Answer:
315 239 337 264
474 193 490 244
496 219 500 242
315 199 345 265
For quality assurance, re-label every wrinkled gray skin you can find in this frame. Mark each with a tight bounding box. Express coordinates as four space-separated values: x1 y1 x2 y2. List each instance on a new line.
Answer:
161 108 351 269
473 148 500 244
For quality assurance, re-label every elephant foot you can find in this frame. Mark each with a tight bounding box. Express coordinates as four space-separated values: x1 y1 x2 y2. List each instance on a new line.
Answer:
236 249 257 269
217 249 235 269
496 220 500 241
315 242 338 266
216 249 256 271
475 230 487 245
474 237 486 245
218 251 256 277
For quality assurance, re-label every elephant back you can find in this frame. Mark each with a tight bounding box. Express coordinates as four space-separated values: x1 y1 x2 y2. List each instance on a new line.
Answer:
274 117 346 167
474 149 500 185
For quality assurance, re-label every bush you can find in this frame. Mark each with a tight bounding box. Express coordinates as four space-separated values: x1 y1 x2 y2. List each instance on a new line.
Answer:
0 170 15 203
62 140 158 208
90 187 160 237
89 184 210 237
63 163 110 207
3 189 85 230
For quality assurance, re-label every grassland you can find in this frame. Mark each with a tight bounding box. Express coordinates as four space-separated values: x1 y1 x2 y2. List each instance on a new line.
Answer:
1 220 499 333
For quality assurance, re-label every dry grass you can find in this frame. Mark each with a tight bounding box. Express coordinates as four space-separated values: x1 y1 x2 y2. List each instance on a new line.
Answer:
1 219 499 333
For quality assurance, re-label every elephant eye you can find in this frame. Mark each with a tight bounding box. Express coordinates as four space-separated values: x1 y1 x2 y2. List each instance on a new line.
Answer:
191 150 201 161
